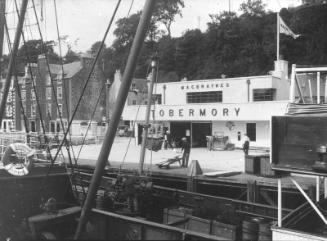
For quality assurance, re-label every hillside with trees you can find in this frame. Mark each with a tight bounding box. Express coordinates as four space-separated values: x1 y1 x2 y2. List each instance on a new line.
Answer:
92 0 327 83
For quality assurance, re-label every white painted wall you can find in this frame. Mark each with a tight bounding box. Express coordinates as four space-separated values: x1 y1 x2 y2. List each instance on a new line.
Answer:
272 228 327 241
122 101 289 122
212 121 270 148
154 74 290 105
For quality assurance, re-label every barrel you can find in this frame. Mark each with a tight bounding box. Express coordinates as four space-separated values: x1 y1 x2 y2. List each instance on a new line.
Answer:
242 219 259 240
96 190 106 210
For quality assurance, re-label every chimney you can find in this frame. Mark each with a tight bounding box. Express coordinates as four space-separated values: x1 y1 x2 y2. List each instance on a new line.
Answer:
272 59 289 80
114 69 122 82
37 54 47 69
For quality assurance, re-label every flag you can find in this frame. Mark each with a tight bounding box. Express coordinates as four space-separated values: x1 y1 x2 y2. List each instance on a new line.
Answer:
279 16 300 39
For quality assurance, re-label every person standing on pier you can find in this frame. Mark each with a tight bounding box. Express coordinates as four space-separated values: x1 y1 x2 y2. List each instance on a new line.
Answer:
243 134 250 155
181 137 190 167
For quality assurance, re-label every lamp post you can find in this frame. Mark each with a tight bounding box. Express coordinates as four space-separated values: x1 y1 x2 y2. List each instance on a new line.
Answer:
163 84 166 104
246 79 251 102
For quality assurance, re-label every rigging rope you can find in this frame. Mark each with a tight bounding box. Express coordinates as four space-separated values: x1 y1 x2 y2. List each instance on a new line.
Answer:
12 0 79 196
52 0 78 165
75 82 106 163
51 0 86 196
119 61 151 171
30 0 76 165
42 0 123 179
12 0 50 144
22 0 79 194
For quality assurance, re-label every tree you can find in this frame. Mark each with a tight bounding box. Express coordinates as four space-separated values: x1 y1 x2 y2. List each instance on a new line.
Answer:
64 50 80 63
153 0 185 37
239 0 266 17
17 39 60 64
113 12 141 51
89 41 106 56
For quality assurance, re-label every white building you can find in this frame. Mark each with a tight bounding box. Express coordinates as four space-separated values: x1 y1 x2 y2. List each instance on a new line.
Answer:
122 60 290 148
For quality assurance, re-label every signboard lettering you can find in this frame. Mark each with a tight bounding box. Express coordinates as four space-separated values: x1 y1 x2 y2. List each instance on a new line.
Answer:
156 107 241 119
235 108 240 116
180 82 230 90
223 108 228 116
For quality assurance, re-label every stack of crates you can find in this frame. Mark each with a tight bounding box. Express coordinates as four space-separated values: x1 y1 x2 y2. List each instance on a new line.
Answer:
245 155 261 175
245 154 275 177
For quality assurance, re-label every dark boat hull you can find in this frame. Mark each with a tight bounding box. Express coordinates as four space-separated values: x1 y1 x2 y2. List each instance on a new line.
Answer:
0 165 76 240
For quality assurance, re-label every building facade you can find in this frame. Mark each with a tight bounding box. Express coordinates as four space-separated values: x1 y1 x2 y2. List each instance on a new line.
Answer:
122 60 291 148
0 77 19 132
13 54 106 136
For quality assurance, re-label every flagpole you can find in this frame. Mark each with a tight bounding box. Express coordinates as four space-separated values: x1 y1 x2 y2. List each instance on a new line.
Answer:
277 12 280 61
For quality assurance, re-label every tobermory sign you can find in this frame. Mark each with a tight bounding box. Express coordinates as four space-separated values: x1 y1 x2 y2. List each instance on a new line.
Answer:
151 106 241 120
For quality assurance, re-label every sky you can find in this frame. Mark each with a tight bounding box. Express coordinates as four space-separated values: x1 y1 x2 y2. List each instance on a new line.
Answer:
4 0 302 55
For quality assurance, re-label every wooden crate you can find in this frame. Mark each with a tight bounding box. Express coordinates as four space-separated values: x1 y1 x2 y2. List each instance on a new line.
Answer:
211 221 239 241
260 155 275 177
245 155 260 174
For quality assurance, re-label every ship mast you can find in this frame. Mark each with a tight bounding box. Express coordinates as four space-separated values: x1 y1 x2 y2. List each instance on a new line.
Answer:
0 0 5 78
139 57 157 175
0 0 28 126
74 0 156 238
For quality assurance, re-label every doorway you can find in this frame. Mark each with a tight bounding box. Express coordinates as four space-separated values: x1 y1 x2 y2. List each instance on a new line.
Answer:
50 121 56 133
192 122 212 147
137 124 143 145
30 120 36 132
246 123 256 141
170 122 191 147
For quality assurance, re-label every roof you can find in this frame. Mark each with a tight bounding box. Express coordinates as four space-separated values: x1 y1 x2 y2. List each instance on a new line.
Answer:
49 61 83 79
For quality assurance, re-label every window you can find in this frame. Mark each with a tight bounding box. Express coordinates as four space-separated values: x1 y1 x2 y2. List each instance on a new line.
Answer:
46 103 51 116
31 89 36 100
57 104 62 116
7 91 12 102
246 123 256 141
187 91 222 103
253 88 276 101
57 86 62 99
152 94 162 104
6 106 12 117
30 120 36 132
31 104 36 117
46 87 52 100
132 100 137 105
21 90 26 101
